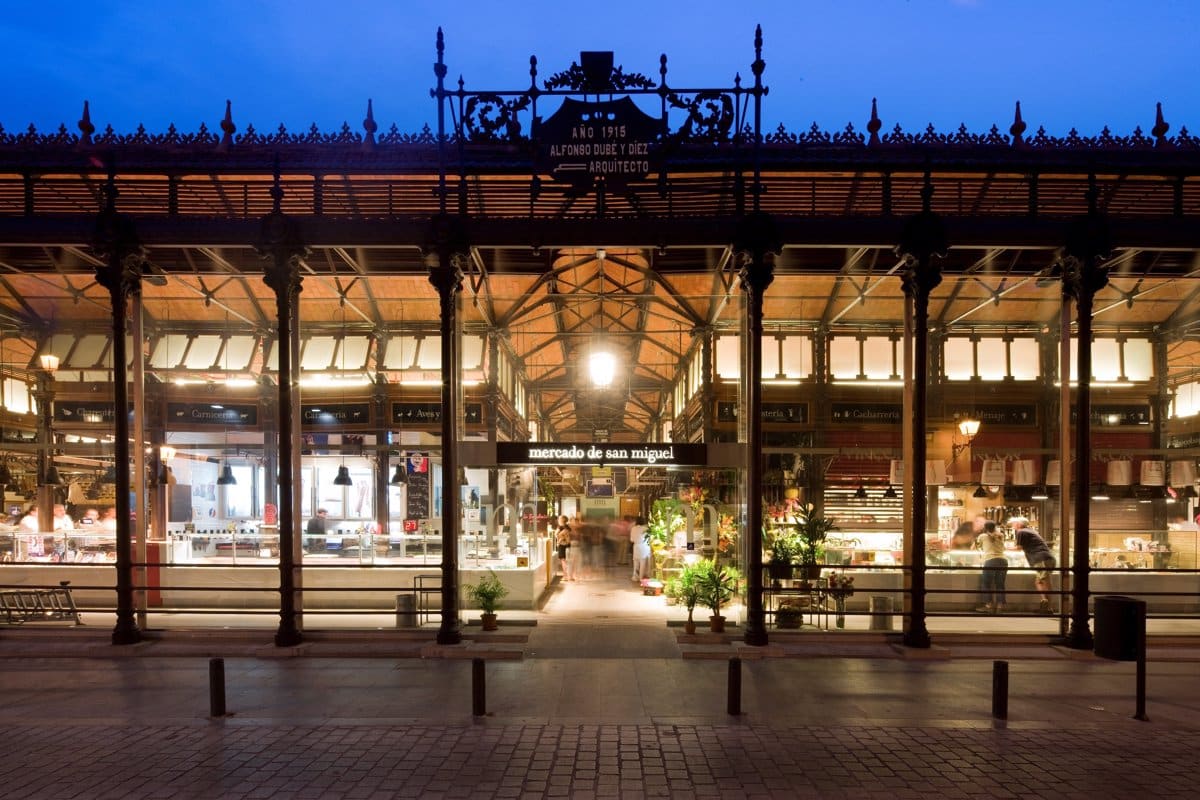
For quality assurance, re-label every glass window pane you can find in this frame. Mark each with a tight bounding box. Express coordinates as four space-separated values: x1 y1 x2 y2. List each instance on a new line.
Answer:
715 335 740 379
780 335 811 378
1176 381 1200 418
1092 338 1121 381
462 335 484 370
150 334 190 369
4 378 30 414
1124 338 1153 381
223 466 256 518
314 464 345 518
761 337 781 379
977 338 1007 381
337 336 370 370
416 336 442 369
1009 338 1039 380
944 337 974 380
222 336 257 371
263 340 278 372
862 336 894 379
303 337 337 370
384 336 418 369
829 336 860 380
183 335 222 369
67 334 108 368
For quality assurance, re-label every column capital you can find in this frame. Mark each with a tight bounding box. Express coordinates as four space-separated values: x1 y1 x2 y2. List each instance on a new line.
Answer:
733 211 781 294
258 210 309 295
92 207 145 298
895 173 948 299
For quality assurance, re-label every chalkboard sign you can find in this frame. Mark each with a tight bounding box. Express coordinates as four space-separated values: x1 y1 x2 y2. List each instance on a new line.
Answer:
405 454 431 521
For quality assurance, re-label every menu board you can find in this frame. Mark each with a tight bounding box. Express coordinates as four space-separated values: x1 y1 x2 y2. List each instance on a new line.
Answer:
404 453 431 521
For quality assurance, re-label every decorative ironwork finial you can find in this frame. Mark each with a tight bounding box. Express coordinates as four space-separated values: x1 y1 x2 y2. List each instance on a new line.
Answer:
363 99 377 149
1010 101 1026 148
218 100 236 151
1153 102 1171 148
752 25 765 80
435 27 446 81
529 55 538 88
659 54 667 86
77 100 94 145
867 98 882 146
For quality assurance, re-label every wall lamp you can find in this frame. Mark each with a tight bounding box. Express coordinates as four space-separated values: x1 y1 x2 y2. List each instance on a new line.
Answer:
952 417 981 462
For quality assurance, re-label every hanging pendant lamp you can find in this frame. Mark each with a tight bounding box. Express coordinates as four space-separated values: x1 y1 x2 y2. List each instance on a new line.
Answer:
973 484 988 498
390 464 407 485
217 464 237 485
854 484 867 499
882 484 897 499
333 465 354 486
42 465 63 486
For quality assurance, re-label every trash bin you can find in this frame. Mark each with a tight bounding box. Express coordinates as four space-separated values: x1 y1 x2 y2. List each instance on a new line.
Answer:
869 595 894 631
1093 595 1145 661
395 593 418 628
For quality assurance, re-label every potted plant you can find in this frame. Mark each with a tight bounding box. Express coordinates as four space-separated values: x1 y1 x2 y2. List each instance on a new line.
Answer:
696 559 740 633
668 561 703 634
775 599 804 629
466 569 509 631
795 502 837 582
765 524 799 585
645 497 684 578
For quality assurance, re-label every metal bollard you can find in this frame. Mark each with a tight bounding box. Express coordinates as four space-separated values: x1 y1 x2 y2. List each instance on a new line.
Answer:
991 660 1008 720
472 657 486 717
209 657 226 718
727 657 741 716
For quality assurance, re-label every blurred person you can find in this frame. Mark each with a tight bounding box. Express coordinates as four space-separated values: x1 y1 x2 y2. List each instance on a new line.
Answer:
1012 516 1055 613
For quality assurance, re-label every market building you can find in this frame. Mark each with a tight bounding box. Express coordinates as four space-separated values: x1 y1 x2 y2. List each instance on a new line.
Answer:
0 28 1197 648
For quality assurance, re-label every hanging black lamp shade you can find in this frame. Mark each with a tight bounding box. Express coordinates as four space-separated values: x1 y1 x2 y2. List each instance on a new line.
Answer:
217 464 237 486
390 464 407 485
973 484 988 498
333 465 354 486
882 484 897 499
42 465 63 486
854 484 867 499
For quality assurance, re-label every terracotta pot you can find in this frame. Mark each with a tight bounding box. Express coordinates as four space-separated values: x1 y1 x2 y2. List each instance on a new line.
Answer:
481 612 498 631
709 614 726 633
684 619 696 635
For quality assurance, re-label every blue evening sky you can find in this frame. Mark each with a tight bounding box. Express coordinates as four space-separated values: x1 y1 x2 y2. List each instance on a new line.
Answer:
2 0 1196 139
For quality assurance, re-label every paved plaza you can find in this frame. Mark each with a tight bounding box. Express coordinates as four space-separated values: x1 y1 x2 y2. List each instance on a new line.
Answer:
0 572 1197 798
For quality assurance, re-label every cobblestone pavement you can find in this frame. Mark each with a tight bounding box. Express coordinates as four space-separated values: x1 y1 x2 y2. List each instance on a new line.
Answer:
0 653 1197 799
0 719 1195 799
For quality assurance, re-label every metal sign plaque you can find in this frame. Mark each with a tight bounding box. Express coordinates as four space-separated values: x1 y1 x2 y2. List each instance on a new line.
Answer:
497 441 706 467
539 96 659 189
167 402 258 427
301 402 371 426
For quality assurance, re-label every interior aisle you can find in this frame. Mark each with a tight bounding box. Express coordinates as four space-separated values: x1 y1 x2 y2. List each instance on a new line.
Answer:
526 565 683 658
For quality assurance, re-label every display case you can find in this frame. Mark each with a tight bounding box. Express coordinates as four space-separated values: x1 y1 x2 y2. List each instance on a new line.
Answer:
823 531 904 567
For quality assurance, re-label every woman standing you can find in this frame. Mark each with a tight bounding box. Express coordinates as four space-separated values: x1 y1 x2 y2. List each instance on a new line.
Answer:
975 521 1008 613
554 515 572 581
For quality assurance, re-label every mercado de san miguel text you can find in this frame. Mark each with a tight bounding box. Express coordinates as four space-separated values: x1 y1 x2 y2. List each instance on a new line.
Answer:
0 28 1198 649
